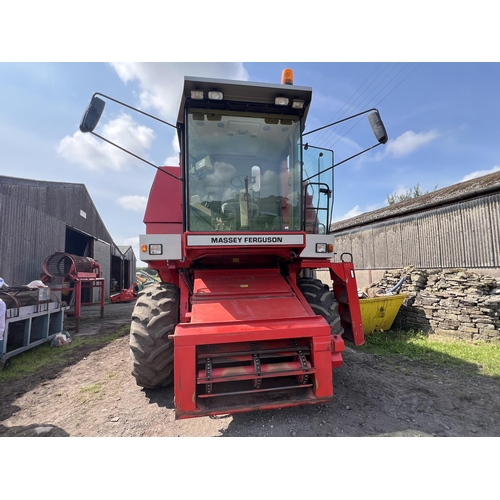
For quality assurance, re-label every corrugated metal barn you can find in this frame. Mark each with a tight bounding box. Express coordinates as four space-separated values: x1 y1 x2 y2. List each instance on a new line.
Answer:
0 175 136 299
331 171 500 285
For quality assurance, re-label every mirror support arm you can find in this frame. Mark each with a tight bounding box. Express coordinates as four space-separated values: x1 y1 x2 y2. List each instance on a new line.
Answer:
90 131 182 181
303 142 382 182
303 108 379 137
93 92 177 129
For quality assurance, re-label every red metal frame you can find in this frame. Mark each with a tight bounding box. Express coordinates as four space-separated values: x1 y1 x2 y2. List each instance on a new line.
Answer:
172 268 341 419
141 143 365 420
41 252 105 333
67 277 105 333
292 259 365 346
163 256 364 418
109 285 137 303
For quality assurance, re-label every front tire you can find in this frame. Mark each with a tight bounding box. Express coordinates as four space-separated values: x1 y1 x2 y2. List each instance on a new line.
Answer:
297 277 344 336
129 282 179 389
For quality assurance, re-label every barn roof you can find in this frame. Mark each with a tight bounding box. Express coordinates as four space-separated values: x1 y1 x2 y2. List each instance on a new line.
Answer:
0 174 112 243
331 170 500 232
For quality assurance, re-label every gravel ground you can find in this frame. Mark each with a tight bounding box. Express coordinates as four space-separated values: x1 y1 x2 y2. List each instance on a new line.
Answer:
1 300 500 437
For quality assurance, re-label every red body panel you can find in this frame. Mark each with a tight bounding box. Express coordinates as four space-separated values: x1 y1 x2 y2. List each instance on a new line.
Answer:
142 166 364 420
109 286 137 303
190 269 305 323
330 262 365 345
144 166 183 227
143 166 183 238
173 268 343 419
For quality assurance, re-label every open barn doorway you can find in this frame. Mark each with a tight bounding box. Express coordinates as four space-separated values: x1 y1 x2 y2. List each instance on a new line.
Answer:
65 227 93 257
111 255 122 293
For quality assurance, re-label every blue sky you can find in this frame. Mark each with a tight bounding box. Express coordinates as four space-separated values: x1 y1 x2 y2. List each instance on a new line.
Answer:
2 61 499 264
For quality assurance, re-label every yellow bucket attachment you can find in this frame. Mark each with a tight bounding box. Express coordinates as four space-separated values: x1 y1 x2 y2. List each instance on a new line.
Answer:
359 294 407 334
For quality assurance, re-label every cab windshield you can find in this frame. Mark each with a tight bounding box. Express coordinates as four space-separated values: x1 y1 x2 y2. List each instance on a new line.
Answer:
186 109 302 232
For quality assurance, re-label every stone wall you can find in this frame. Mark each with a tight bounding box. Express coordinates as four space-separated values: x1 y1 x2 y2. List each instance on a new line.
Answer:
365 267 500 341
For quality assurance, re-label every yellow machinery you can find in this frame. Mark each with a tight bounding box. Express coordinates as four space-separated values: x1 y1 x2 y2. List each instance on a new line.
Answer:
359 294 407 334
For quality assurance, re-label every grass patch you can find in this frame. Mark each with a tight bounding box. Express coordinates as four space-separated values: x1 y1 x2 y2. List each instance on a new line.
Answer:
77 382 104 403
359 330 500 377
0 326 129 384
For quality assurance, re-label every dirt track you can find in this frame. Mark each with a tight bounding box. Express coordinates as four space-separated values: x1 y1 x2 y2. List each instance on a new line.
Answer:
1 301 500 437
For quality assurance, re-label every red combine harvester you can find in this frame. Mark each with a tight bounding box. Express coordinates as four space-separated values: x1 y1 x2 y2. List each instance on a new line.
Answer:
79 69 388 419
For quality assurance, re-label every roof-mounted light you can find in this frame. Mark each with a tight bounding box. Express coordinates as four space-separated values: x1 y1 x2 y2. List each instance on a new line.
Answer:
292 99 305 109
281 69 294 85
191 90 204 100
275 96 289 106
208 91 223 100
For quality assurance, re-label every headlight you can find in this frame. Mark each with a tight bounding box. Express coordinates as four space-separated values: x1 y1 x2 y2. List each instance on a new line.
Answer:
149 244 163 255
275 97 289 106
208 91 223 100
315 243 333 253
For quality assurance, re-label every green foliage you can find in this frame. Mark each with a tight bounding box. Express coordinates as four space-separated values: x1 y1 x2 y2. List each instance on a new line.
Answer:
137 267 153 275
137 268 160 279
387 183 438 205
360 329 500 377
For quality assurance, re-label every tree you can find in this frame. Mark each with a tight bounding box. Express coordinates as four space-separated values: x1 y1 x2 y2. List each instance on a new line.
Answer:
137 267 159 278
387 183 438 205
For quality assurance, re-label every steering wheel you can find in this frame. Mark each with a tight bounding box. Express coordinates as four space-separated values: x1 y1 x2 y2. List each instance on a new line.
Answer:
230 176 248 189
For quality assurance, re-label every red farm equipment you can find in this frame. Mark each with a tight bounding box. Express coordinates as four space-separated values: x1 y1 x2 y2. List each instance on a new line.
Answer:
79 69 388 419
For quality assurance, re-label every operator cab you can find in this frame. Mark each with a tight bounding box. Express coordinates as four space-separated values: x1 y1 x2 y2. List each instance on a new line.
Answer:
79 70 387 263
178 76 313 234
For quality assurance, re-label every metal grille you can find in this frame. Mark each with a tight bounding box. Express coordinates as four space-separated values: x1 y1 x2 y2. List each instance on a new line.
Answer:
43 252 95 279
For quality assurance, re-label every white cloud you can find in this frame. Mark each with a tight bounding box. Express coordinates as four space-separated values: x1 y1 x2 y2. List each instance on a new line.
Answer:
333 200 386 222
59 63 247 172
460 165 500 182
118 236 143 266
384 129 440 158
164 130 180 166
164 154 180 166
333 205 363 222
109 63 249 121
116 195 148 212
121 236 139 248
339 135 362 152
391 184 409 196
57 113 155 170
120 236 139 248
366 201 386 212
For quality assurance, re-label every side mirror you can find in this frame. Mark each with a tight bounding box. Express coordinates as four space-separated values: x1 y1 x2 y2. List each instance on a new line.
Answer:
80 96 106 133
368 111 388 144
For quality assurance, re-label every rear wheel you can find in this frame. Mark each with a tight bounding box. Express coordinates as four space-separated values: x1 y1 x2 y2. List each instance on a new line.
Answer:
129 282 179 389
297 277 344 336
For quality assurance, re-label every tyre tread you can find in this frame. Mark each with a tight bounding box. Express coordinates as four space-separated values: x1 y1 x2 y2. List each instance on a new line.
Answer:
297 277 344 336
129 282 179 389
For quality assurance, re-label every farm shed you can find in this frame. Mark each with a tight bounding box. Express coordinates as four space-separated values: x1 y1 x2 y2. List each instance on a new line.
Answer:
330 170 500 287
111 245 136 293
0 175 136 300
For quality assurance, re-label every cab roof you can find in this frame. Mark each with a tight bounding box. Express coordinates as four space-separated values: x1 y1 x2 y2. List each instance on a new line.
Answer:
177 76 313 126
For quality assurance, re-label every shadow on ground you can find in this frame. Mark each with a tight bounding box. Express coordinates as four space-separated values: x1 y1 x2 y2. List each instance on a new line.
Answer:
0 423 70 437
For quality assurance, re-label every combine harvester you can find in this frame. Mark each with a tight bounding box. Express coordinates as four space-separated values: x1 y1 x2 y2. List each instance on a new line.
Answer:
79 68 388 419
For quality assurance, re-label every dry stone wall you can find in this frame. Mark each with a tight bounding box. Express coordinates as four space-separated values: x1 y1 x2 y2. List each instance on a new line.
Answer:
366 267 500 341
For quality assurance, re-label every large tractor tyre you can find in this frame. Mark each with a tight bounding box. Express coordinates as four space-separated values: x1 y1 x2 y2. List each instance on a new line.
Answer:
129 282 179 389
297 277 344 336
